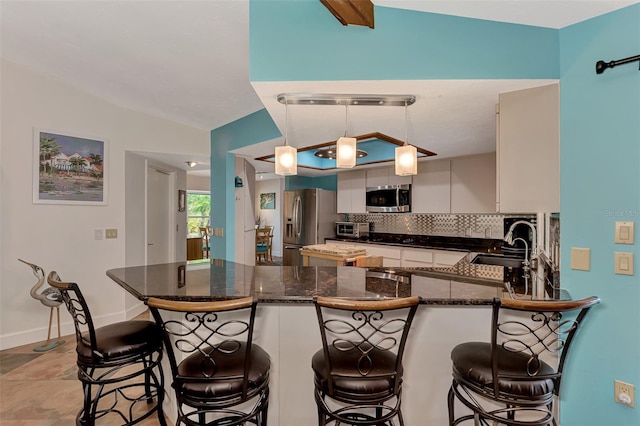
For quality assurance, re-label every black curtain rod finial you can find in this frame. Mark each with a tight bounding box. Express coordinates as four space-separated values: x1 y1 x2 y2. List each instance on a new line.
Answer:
595 54 640 74
595 60 611 74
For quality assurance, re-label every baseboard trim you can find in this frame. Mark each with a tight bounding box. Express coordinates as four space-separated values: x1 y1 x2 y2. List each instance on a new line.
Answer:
0 310 127 351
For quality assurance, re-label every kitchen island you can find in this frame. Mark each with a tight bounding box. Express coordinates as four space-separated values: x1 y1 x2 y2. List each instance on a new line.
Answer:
107 259 558 425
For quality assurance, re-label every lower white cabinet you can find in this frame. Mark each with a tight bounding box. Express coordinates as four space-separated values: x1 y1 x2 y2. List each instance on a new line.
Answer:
432 249 467 267
330 241 466 268
401 247 434 267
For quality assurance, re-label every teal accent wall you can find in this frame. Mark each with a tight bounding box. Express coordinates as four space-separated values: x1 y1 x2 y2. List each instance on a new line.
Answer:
285 175 337 191
250 1 559 81
210 109 280 259
208 5 640 423
559 5 640 426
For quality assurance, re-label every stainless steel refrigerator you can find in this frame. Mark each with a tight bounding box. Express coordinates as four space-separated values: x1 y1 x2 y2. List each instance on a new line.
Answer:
283 188 338 266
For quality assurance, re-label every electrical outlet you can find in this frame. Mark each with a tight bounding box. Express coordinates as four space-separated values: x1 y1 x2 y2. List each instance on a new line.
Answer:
105 228 118 239
614 380 635 408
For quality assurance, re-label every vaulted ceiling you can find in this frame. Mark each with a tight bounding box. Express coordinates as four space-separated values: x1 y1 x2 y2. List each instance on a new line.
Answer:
1 1 636 176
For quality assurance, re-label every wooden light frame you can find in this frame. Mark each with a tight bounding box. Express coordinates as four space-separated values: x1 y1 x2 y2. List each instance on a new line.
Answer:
320 0 374 29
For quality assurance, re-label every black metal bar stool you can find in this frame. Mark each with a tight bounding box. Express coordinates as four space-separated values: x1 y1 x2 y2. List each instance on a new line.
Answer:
147 296 270 426
448 296 600 426
47 271 166 425
311 296 420 426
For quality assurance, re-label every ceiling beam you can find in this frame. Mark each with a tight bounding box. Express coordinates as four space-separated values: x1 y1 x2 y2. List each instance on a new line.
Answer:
320 0 374 29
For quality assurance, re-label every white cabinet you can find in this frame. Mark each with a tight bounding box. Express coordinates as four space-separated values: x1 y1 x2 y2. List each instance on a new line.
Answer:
432 250 466 267
497 83 559 213
337 169 366 213
331 241 466 269
365 166 412 187
401 247 466 267
412 159 451 213
363 243 402 267
401 247 434 267
450 153 496 213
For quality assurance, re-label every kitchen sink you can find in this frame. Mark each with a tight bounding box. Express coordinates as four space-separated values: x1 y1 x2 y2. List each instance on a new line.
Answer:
471 253 524 268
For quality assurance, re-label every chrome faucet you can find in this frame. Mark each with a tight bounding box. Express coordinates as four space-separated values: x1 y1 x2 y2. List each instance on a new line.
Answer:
504 220 538 298
504 220 537 257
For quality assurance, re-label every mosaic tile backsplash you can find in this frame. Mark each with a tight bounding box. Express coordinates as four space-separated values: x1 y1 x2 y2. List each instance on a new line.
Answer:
346 213 536 239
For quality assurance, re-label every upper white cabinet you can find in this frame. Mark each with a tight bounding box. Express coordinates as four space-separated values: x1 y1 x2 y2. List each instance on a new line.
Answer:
497 84 559 213
450 153 496 213
412 159 451 213
337 169 367 214
365 166 412 187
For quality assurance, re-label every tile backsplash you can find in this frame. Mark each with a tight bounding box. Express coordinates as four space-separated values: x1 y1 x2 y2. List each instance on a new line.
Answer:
347 213 536 239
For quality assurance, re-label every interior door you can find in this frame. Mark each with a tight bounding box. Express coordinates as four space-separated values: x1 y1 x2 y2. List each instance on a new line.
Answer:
147 166 172 265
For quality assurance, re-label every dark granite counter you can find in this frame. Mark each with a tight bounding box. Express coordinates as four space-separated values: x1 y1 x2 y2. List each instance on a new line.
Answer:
107 258 514 306
326 232 504 253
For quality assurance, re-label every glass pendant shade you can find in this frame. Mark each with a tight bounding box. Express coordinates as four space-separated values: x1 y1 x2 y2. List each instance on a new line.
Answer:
275 145 297 176
336 137 357 168
395 144 417 176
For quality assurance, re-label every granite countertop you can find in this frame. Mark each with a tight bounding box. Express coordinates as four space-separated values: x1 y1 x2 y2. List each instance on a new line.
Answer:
326 233 504 253
107 257 522 306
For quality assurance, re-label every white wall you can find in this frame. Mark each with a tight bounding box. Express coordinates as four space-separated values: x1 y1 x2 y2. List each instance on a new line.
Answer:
0 59 209 349
187 174 210 191
256 178 284 257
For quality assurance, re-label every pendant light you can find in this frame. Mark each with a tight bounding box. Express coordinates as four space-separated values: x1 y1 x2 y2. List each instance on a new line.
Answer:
275 101 297 176
336 102 357 168
395 101 417 176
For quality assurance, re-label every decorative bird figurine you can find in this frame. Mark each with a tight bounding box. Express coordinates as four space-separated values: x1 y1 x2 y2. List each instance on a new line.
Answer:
18 259 65 351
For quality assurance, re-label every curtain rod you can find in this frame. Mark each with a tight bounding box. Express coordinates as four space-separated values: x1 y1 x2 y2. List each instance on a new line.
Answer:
595 54 640 74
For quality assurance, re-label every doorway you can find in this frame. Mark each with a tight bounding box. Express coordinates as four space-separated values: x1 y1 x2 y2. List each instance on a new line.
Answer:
147 166 174 264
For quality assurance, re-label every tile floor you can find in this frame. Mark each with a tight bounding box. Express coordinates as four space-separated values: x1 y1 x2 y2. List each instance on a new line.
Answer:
0 311 167 425
1 259 284 425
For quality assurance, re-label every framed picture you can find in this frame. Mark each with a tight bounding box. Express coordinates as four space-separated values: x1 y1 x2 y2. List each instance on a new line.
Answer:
178 190 186 212
33 129 108 205
260 192 276 210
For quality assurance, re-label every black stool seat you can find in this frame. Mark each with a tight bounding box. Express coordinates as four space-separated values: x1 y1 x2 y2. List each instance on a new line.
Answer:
76 320 163 363
177 342 271 399
312 344 401 400
451 342 555 397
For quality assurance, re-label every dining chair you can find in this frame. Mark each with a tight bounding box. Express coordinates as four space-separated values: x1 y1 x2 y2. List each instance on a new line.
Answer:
147 296 270 425
199 226 211 259
47 271 166 425
255 227 272 264
312 296 420 425
448 296 600 426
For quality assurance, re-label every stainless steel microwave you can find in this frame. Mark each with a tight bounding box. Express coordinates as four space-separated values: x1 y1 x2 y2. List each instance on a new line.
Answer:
366 184 411 213
336 222 370 238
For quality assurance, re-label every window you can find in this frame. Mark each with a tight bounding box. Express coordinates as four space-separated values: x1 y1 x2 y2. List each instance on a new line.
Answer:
187 191 210 234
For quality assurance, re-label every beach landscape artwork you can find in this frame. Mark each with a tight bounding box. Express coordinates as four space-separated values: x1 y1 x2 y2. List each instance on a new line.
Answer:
33 129 107 205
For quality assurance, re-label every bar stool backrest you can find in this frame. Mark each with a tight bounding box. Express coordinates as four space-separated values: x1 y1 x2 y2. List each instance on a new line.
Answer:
490 296 601 397
314 296 420 396
148 297 259 398
47 271 98 359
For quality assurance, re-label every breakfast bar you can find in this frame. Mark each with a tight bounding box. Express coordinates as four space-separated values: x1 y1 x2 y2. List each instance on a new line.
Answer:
106 259 559 425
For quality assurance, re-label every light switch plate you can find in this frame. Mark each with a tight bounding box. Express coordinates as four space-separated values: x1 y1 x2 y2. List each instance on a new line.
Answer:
615 221 634 244
105 228 118 239
570 247 591 271
614 252 634 275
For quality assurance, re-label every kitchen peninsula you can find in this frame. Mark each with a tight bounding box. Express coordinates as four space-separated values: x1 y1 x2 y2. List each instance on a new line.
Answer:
107 258 560 425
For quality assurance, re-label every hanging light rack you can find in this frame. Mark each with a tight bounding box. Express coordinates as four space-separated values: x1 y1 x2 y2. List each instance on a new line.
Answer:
277 93 416 107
